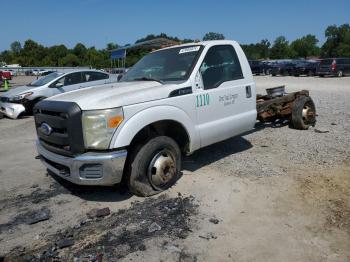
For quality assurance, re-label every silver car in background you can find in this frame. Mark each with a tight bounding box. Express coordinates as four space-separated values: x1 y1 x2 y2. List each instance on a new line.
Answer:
0 70 118 119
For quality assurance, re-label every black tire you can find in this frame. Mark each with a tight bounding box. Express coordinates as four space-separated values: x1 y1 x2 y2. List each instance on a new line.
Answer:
126 136 181 197
308 70 315 77
337 70 343 77
291 96 316 130
319 74 325 77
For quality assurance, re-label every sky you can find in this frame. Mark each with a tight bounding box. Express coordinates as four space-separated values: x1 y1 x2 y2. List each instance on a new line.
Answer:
1 0 349 51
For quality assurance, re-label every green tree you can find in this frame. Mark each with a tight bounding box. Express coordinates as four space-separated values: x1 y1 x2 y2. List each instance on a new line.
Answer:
241 44 260 60
322 24 350 57
73 43 87 60
203 32 225 41
135 33 180 44
59 53 80 66
106 42 118 51
84 47 106 68
0 50 14 64
242 39 271 60
270 36 291 59
256 39 270 59
47 45 69 66
290 34 320 58
21 39 47 66
10 41 22 54
182 38 194 43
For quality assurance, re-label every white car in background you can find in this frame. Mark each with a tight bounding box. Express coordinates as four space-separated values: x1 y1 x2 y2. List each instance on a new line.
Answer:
0 70 118 119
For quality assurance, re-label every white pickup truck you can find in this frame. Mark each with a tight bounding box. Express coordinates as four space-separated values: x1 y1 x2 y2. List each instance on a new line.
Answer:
34 40 316 196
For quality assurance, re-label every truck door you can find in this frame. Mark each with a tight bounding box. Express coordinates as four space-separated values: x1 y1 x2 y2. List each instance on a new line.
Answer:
194 44 255 147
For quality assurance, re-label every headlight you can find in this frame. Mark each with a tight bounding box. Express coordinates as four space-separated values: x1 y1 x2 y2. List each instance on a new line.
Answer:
9 92 33 102
82 107 124 150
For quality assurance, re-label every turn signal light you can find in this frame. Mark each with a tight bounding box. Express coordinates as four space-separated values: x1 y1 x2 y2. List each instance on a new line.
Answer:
108 115 123 128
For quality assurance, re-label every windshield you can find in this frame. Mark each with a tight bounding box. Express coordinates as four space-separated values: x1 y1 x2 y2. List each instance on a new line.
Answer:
121 45 203 82
28 72 63 87
320 59 333 65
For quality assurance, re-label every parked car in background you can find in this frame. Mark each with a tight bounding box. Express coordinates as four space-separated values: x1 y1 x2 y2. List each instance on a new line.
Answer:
8 69 17 77
248 60 264 75
292 60 319 76
0 70 12 80
261 61 276 75
317 58 350 77
270 61 296 76
0 70 118 119
32 69 43 76
40 70 56 76
25 70 33 76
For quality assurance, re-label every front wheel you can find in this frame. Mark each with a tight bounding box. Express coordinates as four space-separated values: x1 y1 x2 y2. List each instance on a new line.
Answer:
126 136 181 197
337 70 343 77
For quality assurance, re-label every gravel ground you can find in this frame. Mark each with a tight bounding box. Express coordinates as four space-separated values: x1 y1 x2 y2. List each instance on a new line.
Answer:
0 75 349 261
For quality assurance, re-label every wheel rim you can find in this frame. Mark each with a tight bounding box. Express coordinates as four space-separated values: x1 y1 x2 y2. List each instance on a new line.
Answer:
302 102 316 125
338 71 343 77
148 149 176 190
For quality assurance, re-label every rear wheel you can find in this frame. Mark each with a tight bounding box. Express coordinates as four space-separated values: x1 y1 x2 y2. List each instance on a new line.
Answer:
291 96 316 130
308 70 315 77
126 136 181 197
337 70 343 77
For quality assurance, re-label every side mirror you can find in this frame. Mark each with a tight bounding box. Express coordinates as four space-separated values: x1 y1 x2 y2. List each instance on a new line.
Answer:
55 82 64 88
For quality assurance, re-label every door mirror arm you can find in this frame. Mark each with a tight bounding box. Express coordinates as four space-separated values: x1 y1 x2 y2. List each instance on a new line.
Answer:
194 71 204 89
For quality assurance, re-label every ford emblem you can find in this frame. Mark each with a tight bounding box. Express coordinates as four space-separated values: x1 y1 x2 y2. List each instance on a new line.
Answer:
40 122 53 136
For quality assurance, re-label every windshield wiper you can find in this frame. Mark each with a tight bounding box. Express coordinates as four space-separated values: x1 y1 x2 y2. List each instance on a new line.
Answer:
133 77 164 84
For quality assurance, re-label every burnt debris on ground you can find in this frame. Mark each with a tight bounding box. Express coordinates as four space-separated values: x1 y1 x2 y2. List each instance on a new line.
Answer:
0 174 130 212
0 207 51 234
4 194 197 261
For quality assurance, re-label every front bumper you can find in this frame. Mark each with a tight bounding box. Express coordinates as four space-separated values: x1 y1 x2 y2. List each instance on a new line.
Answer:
0 101 26 119
36 140 127 186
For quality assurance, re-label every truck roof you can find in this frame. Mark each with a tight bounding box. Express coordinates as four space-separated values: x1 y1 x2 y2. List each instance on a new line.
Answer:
151 40 240 53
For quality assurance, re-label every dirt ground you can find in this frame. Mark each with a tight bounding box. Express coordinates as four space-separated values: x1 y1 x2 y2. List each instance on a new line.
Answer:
0 76 349 262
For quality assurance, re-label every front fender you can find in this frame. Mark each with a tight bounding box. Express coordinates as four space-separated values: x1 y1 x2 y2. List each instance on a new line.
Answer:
110 105 199 152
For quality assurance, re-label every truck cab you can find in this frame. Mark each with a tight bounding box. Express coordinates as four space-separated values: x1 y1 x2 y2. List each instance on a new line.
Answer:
34 40 257 196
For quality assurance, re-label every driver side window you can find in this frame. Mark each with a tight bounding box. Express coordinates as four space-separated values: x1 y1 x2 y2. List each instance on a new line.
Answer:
200 45 243 89
51 72 82 87
55 77 65 86
63 72 82 86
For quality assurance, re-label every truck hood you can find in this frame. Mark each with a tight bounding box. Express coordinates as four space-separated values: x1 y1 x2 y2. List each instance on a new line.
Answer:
0 85 38 98
47 81 180 110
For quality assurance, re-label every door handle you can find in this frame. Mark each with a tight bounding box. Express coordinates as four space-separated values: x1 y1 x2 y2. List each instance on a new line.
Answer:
246 86 252 98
